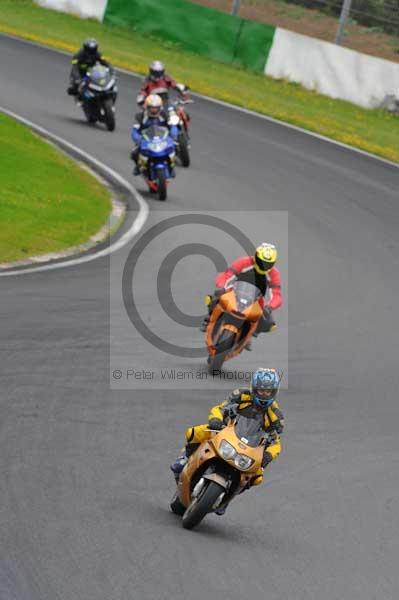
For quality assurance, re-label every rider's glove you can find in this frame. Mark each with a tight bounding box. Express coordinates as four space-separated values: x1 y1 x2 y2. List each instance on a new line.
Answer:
222 404 237 422
131 131 142 145
208 418 223 431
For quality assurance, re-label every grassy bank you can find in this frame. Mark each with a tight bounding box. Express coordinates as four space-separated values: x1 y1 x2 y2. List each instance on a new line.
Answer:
0 0 398 163
0 112 111 263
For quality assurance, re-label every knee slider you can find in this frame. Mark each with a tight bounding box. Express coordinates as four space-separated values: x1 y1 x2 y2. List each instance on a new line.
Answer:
185 427 195 442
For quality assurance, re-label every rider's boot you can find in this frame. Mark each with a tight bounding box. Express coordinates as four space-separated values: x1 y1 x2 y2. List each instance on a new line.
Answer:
170 442 199 478
200 316 209 332
170 452 188 477
245 330 259 351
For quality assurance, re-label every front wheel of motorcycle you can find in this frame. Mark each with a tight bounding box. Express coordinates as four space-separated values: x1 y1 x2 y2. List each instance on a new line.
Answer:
157 169 167 201
83 102 97 124
178 132 190 167
208 329 235 373
103 98 115 132
182 481 225 530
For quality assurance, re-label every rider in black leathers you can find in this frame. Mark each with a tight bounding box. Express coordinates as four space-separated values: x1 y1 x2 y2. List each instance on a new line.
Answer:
67 38 111 96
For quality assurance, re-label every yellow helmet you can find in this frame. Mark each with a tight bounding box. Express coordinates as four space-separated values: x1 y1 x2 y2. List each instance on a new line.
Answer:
254 243 278 274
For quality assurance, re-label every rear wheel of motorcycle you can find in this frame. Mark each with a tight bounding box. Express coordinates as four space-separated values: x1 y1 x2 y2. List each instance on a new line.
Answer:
178 132 190 167
170 491 186 516
182 481 224 530
104 99 115 132
208 329 235 373
157 170 167 201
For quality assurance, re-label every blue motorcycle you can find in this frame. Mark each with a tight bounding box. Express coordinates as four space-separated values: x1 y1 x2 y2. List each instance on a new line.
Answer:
138 125 176 201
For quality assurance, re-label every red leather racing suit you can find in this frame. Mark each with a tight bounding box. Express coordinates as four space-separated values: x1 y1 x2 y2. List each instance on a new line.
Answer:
215 255 283 311
137 75 179 105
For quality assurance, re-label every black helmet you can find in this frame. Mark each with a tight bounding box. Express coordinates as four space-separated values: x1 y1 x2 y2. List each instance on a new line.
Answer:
149 60 165 82
83 38 98 56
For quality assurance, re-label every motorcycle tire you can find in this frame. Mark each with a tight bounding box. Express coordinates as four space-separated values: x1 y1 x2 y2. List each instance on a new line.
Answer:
157 169 167 201
208 329 235 373
170 491 186 516
83 103 97 124
178 132 190 168
182 480 224 530
103 98 115 132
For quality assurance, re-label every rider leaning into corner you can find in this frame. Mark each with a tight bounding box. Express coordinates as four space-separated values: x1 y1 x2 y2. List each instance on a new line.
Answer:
136 60 188 107
130 94 179 176
67 38 112 96
201 242 283 350
171 368 284 514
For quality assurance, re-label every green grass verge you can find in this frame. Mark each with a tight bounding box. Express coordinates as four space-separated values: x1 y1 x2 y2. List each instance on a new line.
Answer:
0 112 111 263
0 0 398 163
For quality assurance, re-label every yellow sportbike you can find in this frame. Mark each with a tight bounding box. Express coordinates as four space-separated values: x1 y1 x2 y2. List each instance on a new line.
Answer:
170 413 275 530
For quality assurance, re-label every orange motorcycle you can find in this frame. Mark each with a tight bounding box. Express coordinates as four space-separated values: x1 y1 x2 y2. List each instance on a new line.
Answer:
205 281 263 372
170 413 273 530
172 90 193 168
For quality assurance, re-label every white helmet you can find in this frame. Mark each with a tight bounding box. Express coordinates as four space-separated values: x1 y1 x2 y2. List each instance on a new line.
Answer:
149 60 165 81
144 94 163 117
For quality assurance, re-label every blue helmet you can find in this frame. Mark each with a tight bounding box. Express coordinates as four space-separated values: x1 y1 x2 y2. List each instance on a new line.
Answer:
251 368 280 409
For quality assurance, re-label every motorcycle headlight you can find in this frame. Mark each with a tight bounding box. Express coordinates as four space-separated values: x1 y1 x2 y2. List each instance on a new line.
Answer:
219 440 236 460
234 454 254 470
149 141 168 153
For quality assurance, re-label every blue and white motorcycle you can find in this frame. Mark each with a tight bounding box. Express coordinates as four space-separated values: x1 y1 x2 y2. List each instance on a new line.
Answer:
78 63 117 131
137 125 176 201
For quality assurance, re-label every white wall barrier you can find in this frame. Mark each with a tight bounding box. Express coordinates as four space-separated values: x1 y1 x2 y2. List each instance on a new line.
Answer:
265 28 399 109
34 1 399 110
36 0 107 21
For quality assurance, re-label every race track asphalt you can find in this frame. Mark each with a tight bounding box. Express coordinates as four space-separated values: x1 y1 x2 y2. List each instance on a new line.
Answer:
1 34 399 600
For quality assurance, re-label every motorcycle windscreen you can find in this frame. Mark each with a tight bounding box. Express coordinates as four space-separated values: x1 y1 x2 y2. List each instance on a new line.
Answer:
88 64 111 87
232 281 261 313
234 413 265 448
142 125 169 141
